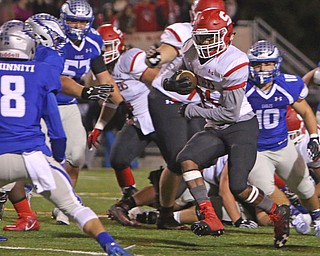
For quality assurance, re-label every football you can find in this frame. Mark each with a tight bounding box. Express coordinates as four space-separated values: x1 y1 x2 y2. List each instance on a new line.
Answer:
176 70 198 89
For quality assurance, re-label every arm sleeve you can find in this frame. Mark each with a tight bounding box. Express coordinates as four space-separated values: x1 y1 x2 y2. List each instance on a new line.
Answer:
91 54 107 75
42 92 66 162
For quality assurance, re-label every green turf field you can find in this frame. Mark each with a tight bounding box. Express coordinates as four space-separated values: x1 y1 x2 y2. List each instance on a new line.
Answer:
0 168 319 255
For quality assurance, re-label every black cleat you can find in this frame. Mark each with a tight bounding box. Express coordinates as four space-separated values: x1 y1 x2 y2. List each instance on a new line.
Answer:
269 205 290 248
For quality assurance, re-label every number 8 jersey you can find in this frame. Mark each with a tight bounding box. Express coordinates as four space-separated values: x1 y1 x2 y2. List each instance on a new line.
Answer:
0 59 62 155
245 74 307 151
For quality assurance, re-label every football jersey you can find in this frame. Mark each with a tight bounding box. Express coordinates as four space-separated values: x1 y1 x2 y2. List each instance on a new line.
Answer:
112 48 154 135
151 22 201 104
57 29 104 105
203 155 228 186
246 74 307 151
182 41 253 127
0 59 63 155
34 44 65 93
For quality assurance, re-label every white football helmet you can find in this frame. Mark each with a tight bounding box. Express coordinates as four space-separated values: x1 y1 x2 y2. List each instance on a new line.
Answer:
26 13 67 54
0 20 36 60
60 0 94 40
247 40 282 84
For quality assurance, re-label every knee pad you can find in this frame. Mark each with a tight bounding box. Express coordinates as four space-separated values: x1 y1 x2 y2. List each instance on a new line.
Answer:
70 206 98 230
66 148 85 167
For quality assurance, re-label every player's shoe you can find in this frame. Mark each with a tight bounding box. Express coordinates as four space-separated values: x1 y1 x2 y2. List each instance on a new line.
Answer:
0 192 8 221
157 215 189 230
108 202 140 226
136 210 159 224
314 219 320 237
269 205 290 248
120 186 138 201
191 201 224 237
52 208 70 225
105 242 133 256
310 210 320 237
3 215 40 231
290 205 310 235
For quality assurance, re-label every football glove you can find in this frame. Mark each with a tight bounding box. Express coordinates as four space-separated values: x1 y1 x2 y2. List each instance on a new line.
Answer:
163 70 194 95
234 217 258 228
117 101 134 123
87 128 102 149
307 134 320 160
145 45 161 67
81 84 114 101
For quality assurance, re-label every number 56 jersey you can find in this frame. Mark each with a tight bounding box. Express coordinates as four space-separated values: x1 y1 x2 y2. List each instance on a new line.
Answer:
245 74 307 151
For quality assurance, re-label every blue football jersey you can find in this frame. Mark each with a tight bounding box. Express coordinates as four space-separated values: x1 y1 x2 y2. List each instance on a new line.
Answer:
246 74 305 151
0 59 64 156
34 44 65 93
56 29 104 105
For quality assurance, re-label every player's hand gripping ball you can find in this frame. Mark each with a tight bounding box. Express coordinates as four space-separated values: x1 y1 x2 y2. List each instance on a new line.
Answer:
163 70 197 95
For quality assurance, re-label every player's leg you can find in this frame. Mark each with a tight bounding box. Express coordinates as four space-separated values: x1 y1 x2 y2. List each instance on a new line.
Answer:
148 88 195 230
110 124 150 199
4 181 39 231
277 141 320 236
53 105 86 225
42 156 131 255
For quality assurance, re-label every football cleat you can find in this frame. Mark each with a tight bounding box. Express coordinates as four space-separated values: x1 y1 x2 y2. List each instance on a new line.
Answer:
3 215 40 231
157 215 189 230
120 186 138 201
269 205 290 248
108 203 140 226
314 219 320 237
52 208 70 225
105 241 133 256
290 205 310 235
191 201 224 237
0 192 8 221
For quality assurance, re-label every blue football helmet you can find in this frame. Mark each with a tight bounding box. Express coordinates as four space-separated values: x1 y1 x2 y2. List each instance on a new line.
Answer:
60 0 94 41
26 13 67 54
247 40 282 84
0 20 36 60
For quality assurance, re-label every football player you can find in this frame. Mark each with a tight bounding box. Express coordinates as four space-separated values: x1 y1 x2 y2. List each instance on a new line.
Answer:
140 0 226 231
0 20 131 256
52 0 132 225
166 10 292 248
87 23 161 210
245 40 320 237
0 12 114 230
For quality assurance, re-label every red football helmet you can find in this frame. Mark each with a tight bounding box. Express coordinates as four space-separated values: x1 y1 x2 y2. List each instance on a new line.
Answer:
286 105 305 144
192 9 233 58
97 24 125 64
190 0 226 22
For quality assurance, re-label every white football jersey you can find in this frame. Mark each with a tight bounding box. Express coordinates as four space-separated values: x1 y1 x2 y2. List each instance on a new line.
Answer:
182 41 254 127
113 48 154 135
151 22 201 104
203 155 228 186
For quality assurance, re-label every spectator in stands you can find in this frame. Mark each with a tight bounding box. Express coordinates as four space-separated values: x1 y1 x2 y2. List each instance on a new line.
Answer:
0 0 15 25
13 0 33 21
134 0 159 32
32 0 60 17
118 4 136 34
156 0 181 30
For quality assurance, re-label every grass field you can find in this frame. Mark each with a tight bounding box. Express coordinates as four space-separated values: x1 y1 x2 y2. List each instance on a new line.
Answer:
0 168 319 256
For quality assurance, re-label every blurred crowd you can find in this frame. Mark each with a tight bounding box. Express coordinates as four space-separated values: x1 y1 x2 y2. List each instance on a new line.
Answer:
0 0 238 33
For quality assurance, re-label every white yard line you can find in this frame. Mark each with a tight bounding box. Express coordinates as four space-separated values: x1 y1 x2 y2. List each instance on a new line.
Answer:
0 246 107 255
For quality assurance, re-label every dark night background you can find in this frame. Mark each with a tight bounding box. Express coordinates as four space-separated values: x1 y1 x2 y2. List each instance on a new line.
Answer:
237 0 320 63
